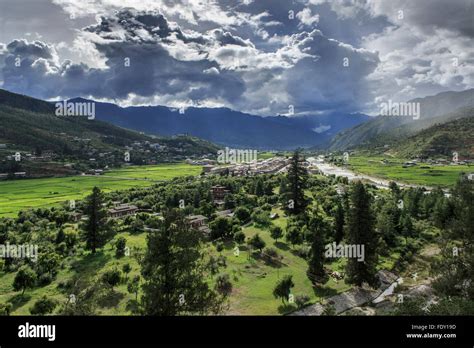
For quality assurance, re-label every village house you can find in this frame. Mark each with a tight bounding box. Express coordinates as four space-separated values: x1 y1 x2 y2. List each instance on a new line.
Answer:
107 204 138 218
210 185 230 201
70 212 83 222
185 215 211 235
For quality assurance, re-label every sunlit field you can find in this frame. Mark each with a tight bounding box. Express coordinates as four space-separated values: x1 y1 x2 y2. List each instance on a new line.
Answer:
0 164 202 217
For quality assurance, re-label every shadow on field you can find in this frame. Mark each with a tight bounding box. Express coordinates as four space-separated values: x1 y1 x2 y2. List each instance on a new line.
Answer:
277 303 297 314
313 285 338 298
8 293 31 312
97 290 125 308
70 251 111 281
275 241 290 251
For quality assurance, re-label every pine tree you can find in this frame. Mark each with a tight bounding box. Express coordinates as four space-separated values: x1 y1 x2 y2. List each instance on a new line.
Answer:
255 178 265 197
432 178 474 299
272 275 294 303
345 182 378 287
333 199 345 244
376 200 400 247
283 149 308 215
81 187 110 253
141 209 224 315
307 212 329 283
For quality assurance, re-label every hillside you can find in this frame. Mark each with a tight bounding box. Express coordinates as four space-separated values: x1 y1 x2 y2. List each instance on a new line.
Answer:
390 112 474 158
0 89 218 176
329 89 474 150
355 106 474 153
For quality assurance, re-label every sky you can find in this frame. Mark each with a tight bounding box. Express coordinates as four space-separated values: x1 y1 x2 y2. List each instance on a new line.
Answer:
0 0 473 116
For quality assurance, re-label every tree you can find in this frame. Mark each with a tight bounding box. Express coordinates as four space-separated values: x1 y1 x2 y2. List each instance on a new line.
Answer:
251 208 271 227
345 182 378 287
82 187 110 253
233 230 246 244
141 209 224 315
36 252 61 278
285 226 303 248
432 178 474 299
283 149 308 215
122 263 132 281
234 206 251 224
333 199 345 244
248 233 266 253
130 218 145 234
270 225 283 243
101 269 121 291
127 275 140 301
376 200 401 247
216 241 224 253
30 296 57 315
13 266 36 295
0 303 12 316
400 212 413 237
255 178 265 197
389 181 401 200
55 228 65 244
210 217 233 240
307 212 329 282
215 273 233 297
115 236 127 258
272 275 294 303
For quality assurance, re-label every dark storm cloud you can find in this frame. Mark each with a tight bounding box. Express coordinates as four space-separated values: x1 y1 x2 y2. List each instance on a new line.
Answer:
0 9 246 105
0 0 472 115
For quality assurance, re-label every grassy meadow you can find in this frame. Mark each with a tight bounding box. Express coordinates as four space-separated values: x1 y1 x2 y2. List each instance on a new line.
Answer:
0 164 202 217
0 206 403 315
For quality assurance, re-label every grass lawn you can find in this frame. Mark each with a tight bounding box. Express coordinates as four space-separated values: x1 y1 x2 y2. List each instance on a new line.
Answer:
347 156 470 187
0 164 202 217
207 208 352 315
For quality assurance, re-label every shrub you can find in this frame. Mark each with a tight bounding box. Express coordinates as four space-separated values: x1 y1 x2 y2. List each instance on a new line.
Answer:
234 207 251 224
30 296 57 315
248 233 266 252
215 273 233 297
295 294 310 309
101 269 122 290
233 231 246 244
115 236 127 258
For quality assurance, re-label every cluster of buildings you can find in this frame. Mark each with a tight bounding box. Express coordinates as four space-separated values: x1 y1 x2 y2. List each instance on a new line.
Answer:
98 186 237 236
202 157 290 177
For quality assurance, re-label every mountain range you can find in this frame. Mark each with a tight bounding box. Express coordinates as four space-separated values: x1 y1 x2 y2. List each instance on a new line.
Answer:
1 87 473 161
68 98 369 150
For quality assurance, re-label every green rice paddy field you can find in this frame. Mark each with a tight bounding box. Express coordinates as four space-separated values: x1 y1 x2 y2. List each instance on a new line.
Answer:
347 156 471 187
0 164 202 217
